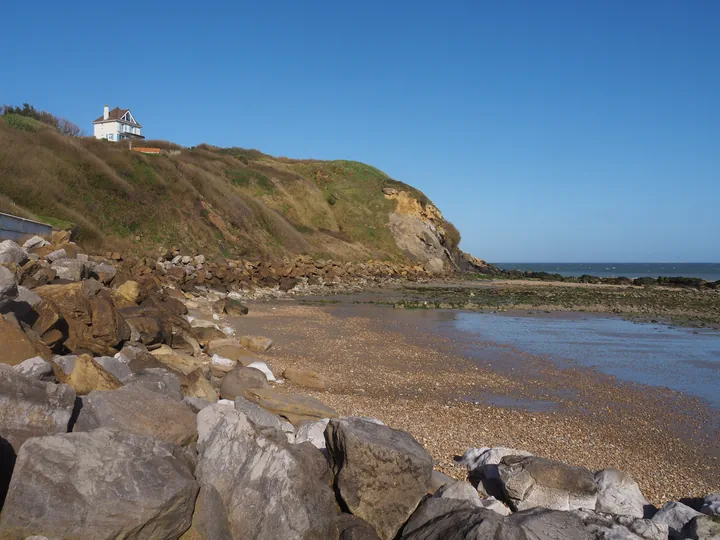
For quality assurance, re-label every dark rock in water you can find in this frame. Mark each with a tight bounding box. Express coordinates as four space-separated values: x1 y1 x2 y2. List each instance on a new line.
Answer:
195 404 338 539
498 455 597 511
74 385 197 445
0 365 76 454
326 416 433 540
219 365 269 400
0 428 198 539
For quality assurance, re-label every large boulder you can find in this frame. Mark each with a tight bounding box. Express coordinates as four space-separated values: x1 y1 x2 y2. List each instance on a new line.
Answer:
74 385 197 445
245 387 338 425
651 501 703 538
51 353 122 395
12 356 54 381
0 365 76 453
571 509 669 540
401 498 626 539
497 455 598 512
234 396 295 438
122 367 184 401
0 240 28 265
195 404 338 539
50 258 86 281
326 416 433 540
120 309 167 346
0 428 198 539
180 485 232 540
219 365 269 400
701 492 720 516
594 468 652 518
35 282 127 354
0 266 18 310
681 514 720 540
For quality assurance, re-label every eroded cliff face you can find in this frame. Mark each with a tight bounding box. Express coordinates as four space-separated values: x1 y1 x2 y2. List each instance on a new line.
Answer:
383 189 456 273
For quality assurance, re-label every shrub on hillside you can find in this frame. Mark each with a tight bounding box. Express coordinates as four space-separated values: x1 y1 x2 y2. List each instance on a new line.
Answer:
443 222 461 249
1 103 82 136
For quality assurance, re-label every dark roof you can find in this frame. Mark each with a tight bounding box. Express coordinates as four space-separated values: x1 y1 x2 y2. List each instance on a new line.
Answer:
92 107 140 126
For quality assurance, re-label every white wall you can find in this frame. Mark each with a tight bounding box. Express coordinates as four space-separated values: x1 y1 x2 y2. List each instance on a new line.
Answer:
93 120 141 141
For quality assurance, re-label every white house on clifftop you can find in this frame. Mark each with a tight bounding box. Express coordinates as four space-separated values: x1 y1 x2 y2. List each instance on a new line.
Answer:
92 105 144 142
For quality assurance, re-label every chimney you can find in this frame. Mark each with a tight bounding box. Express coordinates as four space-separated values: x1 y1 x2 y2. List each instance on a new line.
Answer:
103 105 109 120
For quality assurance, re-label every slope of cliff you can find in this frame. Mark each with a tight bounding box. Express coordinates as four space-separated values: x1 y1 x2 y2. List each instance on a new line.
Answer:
0 116 485 272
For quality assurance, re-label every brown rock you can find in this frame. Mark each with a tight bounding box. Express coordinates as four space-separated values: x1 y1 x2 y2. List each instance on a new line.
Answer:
89 294 130 350
190 326 226 347
219 365 269 400
30 299 62 337
283 367 327 391
183 369 218 402
51 353 122 395
205 339 248 361
0 314 42 366
152 348 208 376
245 387 338 425
121 311 166 346
240 335 273 353
116 280 144 304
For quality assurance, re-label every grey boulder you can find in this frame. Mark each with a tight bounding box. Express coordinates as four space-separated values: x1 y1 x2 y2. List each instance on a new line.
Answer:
195 404 338 539
74 385 197 445
326 416 433 540
234 396 295 440
12 356 54 381
22 235 49 249
0 240 28 265
93 355 133 381
498 455 598 512
0 365 76 453
457 446 533 499
51 258 86 281
681 514 720 540
0 428 198 539
0 266 18 310
701 492 720 516
122 367 184 401
594 468 653 518
652 501 703 538
572 508 669 540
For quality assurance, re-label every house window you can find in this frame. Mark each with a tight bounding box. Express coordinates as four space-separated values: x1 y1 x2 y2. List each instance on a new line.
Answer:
108 134 113 141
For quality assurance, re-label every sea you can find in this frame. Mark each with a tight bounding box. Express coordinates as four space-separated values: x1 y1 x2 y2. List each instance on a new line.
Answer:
495 262 720 282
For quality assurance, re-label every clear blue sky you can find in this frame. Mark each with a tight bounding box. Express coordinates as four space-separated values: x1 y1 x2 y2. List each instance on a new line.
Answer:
2 0 718 262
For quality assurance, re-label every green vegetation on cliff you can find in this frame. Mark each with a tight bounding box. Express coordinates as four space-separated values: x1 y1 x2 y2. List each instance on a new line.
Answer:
0 113 459 263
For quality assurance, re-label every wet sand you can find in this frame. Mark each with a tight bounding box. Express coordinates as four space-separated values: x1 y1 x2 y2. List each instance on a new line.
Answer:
228 300 720 504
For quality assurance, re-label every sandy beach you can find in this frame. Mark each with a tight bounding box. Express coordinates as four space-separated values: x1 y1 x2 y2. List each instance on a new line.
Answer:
228 300 720 505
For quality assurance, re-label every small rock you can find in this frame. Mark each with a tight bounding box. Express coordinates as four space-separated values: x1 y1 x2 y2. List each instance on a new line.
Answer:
116 280 144 304
22 235 49 250
44 248 67 262
0 266 18 310
50 258 85 281
122 367 184 401
51 353 122 395
595 468 652 518
245 387 338 425
240 335 273 352
283 367 326 390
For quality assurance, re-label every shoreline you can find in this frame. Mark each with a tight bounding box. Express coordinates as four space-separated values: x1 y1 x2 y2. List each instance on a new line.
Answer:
226 299 720 504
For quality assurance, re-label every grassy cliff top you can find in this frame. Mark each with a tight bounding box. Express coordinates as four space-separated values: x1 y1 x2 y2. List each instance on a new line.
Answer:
0 117 454 262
